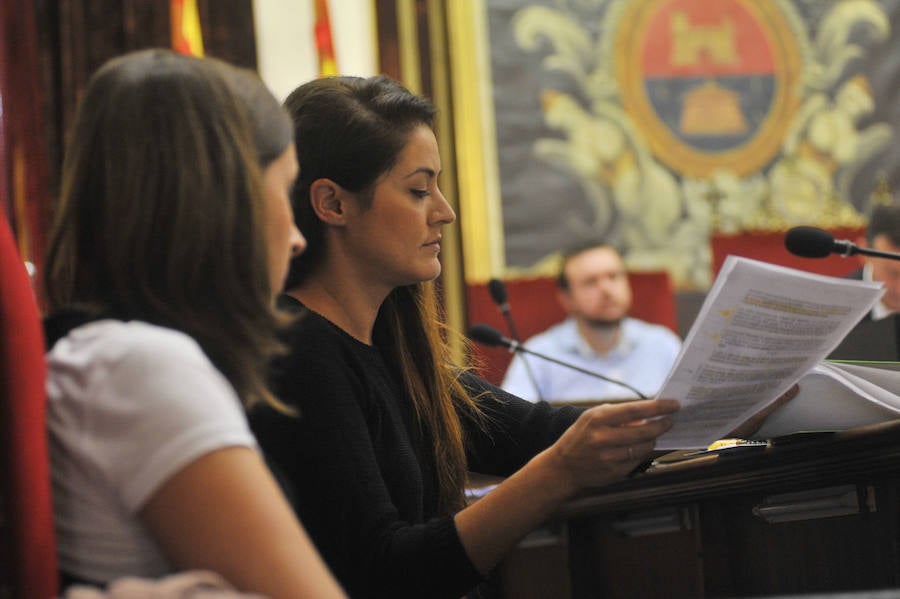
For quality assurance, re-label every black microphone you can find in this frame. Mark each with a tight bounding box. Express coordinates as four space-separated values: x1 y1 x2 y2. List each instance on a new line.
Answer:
785 226 900 261
467 323 648 400
488 278 509 310
486 278 543 401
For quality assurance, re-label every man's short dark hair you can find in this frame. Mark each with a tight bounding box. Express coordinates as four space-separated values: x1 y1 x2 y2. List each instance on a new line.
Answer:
867 203 900 246
556 241 622 290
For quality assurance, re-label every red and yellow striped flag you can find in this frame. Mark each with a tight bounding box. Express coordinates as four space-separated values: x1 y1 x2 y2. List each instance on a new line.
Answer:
314 0 338 76
171 0 205 57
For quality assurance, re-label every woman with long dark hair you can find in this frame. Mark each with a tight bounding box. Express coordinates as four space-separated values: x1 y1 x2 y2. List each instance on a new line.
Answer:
249 75 679 598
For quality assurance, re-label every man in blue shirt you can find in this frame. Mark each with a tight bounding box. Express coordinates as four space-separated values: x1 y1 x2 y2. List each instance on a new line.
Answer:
501 242 682 403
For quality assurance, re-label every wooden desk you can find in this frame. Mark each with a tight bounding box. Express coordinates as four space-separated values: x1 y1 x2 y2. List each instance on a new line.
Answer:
504 421 900 598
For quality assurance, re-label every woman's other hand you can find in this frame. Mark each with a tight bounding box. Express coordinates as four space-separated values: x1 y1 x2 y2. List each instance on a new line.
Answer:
727 384 800 440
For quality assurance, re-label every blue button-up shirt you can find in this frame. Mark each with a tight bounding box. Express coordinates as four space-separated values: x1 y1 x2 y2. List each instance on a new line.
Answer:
500 317 682 403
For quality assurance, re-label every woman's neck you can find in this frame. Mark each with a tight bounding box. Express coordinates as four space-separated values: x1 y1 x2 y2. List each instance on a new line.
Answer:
285 278 388 346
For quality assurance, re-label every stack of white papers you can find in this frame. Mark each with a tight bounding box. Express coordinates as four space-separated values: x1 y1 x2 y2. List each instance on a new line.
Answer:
656 256 886 450
752 361 900 439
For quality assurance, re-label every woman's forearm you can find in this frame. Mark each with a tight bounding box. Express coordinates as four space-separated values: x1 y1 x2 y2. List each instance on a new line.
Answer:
454 398 679 574
453 448 576 574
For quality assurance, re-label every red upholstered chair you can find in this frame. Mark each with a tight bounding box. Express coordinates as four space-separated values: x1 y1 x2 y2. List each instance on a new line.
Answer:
465 271 678 386
710 228 865 278
0 213 57 599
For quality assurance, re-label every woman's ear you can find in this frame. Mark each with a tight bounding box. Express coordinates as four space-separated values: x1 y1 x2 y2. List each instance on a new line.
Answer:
309 178 347 225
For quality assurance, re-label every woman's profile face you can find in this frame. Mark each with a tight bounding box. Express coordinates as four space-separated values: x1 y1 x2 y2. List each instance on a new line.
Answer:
342 124 456 292
261 144 304 295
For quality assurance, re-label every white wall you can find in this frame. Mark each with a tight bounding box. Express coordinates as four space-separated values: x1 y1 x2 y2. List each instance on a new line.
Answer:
253 0 378 102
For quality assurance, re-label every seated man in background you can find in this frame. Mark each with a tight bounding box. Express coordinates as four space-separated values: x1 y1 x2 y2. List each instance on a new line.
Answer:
502 242 682 402
830 202 900 361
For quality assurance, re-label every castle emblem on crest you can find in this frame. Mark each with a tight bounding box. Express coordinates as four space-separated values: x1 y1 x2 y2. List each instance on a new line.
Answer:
508 0 888 287
615 0 802 177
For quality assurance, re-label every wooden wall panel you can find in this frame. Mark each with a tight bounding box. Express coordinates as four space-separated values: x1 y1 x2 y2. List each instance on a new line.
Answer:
1 0 52 272
197 0 257 69
25 0 257 250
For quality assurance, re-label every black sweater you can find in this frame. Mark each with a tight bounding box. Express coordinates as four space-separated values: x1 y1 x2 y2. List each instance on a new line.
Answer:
249 298 582 599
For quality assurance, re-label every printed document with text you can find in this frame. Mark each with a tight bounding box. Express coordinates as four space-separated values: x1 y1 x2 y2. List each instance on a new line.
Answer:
656 256 883 450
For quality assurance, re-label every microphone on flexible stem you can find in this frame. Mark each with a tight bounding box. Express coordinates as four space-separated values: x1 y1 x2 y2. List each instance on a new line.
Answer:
467 323 648 400
487 278 545 402
488 278 521 339
785 226 900 261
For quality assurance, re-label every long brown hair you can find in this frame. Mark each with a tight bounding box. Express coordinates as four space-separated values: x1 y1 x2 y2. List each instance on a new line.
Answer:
43 49 292 410
284 75 482 513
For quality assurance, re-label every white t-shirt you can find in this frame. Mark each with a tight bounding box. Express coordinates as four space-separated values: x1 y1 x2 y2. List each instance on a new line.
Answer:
46 319 258 583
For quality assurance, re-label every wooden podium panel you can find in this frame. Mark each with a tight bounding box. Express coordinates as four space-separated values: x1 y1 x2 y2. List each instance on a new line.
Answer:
568 510 704 598
501 421 900 598
698 485 899 596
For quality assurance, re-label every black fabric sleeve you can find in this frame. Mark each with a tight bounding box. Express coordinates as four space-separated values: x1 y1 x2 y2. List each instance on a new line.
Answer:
459 372 586 476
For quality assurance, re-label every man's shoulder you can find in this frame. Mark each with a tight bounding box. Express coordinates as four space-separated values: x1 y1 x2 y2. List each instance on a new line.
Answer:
623 317 681 345
523 318 576 347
